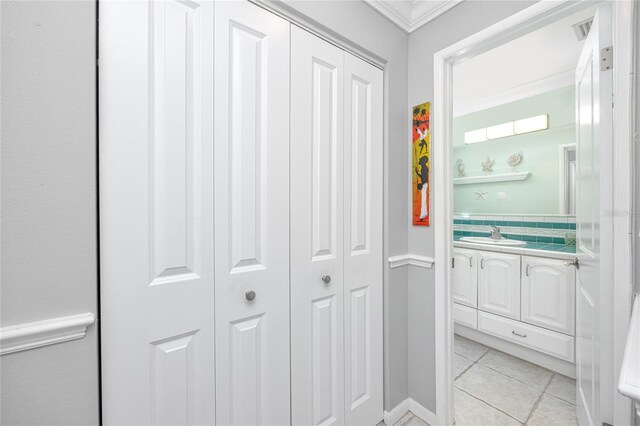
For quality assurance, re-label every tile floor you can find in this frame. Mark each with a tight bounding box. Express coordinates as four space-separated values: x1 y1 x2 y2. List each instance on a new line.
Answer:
386 335 577 426
453 335 577 426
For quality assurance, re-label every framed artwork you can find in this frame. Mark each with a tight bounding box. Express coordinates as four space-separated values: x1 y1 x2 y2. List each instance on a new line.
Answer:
412 102 430 226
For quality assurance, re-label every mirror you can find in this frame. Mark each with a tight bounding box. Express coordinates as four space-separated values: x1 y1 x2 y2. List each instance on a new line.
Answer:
452 86 576 216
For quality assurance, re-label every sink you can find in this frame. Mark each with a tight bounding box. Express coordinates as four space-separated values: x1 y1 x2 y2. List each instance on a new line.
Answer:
459 236 527 247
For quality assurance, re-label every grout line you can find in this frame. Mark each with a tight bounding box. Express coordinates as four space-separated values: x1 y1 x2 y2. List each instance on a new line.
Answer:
454 356 476 381
475 348 491 363
542 375 577 406
455 386 525 424
474 359 550 391
522 373 555 425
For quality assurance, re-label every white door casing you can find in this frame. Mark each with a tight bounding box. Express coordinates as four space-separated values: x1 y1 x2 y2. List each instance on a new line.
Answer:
521 256 575 336
99 0 215 423
343 52 384 426
290 25 345 426
452 248 478 308
477 252 521 320
575 5 613 426
213 2 291 425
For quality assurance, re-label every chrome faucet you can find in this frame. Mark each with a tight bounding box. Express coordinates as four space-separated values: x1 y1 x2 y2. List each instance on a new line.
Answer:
490 226 502 240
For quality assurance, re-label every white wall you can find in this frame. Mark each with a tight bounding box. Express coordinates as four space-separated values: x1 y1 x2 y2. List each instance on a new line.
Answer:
0 1 100 424
279 1 412 410
407 0 536 411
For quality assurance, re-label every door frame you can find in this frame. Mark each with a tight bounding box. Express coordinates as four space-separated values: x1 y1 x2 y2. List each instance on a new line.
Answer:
432 1 636 425
558 143 576 215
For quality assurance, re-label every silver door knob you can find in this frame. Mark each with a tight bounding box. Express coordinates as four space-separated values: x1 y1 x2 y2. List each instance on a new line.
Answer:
245 290 256 301
321 275 331 284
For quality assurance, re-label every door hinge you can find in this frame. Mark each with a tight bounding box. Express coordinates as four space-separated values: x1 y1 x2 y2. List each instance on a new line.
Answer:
601 46 613 71
451 257 455 269
563 257 580 269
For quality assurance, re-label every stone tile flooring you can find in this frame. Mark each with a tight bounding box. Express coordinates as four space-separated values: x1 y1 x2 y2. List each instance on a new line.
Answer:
385 335 577 426
453 335 578 426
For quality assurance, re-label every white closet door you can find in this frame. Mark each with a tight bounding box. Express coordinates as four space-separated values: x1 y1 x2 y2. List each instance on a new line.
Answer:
343 52 384 426
99 1 214 424
213 2 291 425
291 25 345 426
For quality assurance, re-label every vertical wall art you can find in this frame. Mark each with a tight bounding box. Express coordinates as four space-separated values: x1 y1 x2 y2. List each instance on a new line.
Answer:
412 102 431 226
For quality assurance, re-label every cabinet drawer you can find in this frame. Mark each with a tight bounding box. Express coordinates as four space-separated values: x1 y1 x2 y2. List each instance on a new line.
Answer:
478 311 574 362
454 303 477 329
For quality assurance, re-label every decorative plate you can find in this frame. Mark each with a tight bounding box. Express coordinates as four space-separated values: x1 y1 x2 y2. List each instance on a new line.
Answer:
507 152 523 167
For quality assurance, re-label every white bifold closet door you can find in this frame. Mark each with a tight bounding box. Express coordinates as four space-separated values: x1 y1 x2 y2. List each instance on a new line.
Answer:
213 2 291 426
291 25 384 426
99 1 215 424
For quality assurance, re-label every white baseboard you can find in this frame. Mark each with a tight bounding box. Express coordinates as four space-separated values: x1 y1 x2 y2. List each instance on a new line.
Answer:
384 398 437 425
408 398 437 425
384 398 410 425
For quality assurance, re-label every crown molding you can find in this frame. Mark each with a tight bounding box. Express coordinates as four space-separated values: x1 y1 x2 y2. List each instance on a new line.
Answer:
363 0 463 33
0 313 95 355
454 69 574 117
409 0 463 33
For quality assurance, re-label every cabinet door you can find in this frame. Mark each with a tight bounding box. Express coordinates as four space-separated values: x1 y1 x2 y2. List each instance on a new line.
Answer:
452 248 477 308
213 3 291 425
521 256 576 335
343 52 384 426
290 26 345 426
478 252 521 320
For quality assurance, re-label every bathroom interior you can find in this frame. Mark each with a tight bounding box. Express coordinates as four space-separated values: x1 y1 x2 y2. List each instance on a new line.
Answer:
448 7 596 425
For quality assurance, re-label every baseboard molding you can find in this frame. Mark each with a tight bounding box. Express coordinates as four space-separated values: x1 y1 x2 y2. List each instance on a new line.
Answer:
388 254 435 269
384 398 410 425
384 398 437 425
408 398 437 425
0 313 95 355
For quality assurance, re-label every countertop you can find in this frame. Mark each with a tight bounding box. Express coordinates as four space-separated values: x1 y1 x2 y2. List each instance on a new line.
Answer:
453 236 577 260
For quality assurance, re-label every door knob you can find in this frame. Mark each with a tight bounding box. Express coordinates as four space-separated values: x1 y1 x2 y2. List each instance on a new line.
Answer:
321 275 331 284
245 290 256 301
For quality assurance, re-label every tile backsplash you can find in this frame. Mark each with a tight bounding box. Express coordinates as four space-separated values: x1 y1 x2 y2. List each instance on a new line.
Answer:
453 214 576 245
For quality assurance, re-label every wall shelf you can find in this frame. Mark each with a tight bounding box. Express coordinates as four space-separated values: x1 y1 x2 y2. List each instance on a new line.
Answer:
453 171 531 185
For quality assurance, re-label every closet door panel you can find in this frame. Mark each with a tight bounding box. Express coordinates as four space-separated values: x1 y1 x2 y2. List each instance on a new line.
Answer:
214 2 290 425
343 53 384 426
100 1 214 423
291 25 345 426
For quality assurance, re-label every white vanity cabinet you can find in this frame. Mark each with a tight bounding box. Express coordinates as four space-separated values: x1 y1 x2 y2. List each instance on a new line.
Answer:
452 248 477 308
452 247 577 363
521 256 576 335
477 252 521 320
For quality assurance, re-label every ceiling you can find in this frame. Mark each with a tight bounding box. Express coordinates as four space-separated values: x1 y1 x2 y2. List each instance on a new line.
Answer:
363 0 462 33
453 6 598 116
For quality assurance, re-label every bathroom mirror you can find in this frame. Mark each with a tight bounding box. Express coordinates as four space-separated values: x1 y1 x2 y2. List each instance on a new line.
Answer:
452 81 577 217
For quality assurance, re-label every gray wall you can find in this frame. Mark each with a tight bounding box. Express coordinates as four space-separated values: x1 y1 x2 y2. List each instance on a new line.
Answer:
406 0 536 411
0 1 100 424
280 1 411 410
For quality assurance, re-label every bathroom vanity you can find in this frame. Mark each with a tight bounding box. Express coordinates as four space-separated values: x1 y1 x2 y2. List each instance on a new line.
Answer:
452 235 578 373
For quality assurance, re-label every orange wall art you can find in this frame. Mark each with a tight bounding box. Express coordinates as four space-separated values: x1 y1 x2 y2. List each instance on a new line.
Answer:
412 102 431 226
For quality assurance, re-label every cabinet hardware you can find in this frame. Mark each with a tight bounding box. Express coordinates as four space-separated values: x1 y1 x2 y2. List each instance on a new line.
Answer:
563 258 579 269
480 258 485 269
469 257 473 268
452 258 455 269
525 264 530 276
512 330 527 338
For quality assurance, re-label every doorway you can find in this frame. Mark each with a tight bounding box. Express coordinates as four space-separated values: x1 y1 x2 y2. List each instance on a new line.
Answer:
432 1 636 425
